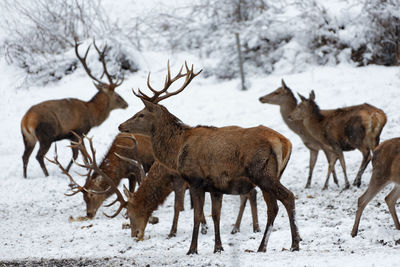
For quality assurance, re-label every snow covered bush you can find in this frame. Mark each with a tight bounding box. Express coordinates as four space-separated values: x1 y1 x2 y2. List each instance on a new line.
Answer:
1 0 141 85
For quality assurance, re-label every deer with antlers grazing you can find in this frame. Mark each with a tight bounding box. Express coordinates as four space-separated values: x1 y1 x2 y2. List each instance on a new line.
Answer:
259 80 341 189
288 91 386 189
351 138 400 237
21 39 127 178
118 62 299 254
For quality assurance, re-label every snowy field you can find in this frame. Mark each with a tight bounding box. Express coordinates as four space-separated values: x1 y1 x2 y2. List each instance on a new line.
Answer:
1 52 400 266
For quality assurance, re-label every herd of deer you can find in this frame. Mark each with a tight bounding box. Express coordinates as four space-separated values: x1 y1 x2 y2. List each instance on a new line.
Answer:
18 40 400 255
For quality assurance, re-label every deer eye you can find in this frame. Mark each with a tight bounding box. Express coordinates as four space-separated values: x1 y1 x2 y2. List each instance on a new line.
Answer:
138 114 144 118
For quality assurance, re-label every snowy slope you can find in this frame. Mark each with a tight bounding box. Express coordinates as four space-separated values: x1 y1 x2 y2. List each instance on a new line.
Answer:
1 51 400 266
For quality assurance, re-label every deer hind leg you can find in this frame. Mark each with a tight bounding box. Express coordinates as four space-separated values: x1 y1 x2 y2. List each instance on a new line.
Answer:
210 191 224 253
351 173 388 237
35 141 51 177
168 176 186 238
231 194 248 234
322 154 338 190
353 148 372 188
66 135 81 172
338 152 350 189
306 149 319 188
187 185 205 255
385 184 400 230
22 135 36 178
257 191 279 252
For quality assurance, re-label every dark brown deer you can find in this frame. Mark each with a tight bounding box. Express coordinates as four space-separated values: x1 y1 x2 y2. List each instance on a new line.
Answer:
351 138 400 237
259 80 340 188
21 39 127 178
289 91 386 189
118 62 299 254
64 133 152 219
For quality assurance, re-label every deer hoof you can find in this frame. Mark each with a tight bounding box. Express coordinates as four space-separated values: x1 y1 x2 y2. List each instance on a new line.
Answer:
253 227 261 233
231 226 239 235
214 246 224 253
186 249 198 255
167 233 176 239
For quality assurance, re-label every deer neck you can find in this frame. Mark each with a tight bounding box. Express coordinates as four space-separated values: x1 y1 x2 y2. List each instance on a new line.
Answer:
86 92 111 127
302 113 326 146
279 97 306 132
150 113 188 171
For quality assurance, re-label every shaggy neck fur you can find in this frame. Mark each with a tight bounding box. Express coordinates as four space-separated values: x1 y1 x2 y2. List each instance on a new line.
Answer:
150 107 190 170
130 163 174 222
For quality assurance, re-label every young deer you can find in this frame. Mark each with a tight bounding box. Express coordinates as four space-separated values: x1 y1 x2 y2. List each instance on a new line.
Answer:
259 80 341 188
351 138 400 237
119 62 299 254
289 91 386 189
21 39 127 178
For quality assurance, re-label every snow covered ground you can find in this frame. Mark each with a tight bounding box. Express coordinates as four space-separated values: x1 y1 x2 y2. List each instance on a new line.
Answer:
1 51 400 266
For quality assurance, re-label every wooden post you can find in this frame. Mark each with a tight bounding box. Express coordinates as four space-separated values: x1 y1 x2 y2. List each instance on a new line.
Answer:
235 32 246 91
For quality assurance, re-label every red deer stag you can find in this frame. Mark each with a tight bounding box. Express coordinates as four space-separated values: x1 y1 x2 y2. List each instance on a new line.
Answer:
289 91 386 189
259 80 341 188
21 39 128 178
351 138 400 237
118 62 299 254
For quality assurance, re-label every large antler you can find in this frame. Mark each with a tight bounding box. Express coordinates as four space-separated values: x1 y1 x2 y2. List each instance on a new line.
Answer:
133 61 202 103
46 143 111 197
70 134 128 218
74 38 124 90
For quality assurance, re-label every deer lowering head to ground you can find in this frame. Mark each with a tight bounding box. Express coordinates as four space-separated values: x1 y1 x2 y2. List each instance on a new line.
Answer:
118 62 299 254
259 80 341 188
21 39 128 178
351 138 400 237
289 91 386 189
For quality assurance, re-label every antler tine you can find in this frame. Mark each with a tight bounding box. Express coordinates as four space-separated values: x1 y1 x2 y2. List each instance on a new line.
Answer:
74 39 104 86
45 145 87 196
93 39 115 87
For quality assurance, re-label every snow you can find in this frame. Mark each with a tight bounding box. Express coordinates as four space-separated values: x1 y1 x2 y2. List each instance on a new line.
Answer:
2 51 400 266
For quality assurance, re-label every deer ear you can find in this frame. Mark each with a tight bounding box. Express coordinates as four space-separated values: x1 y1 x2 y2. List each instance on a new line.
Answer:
281 79 288 89
141 99 157 112
94 82 109 93
297 93 306 101
123 184 133 199
309 90 315 101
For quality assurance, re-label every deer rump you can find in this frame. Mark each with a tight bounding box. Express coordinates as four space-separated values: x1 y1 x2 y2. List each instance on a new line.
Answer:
319 104 385 151
173 126 290 194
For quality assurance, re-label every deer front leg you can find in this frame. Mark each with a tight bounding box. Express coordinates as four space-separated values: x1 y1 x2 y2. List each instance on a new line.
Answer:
322 154 338 190
187 186 205 255
306 149 319 188
353 149 371 187
168 176 186 238
211 191 224 253
338 153 350 189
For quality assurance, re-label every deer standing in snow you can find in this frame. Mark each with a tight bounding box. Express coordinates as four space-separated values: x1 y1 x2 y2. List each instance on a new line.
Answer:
118 62 299 254
351 138 400 237
289 91 386 189
259 80 341 188
21 39 127 178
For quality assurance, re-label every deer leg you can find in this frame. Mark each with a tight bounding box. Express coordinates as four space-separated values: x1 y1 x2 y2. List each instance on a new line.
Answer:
22 136 36 178
351 173 388 237
385 184 400 230
257 191 279 252
322 156 337 190
66 141 79 172
35 141 51 177
231 194 248 234
168 176 186 238
249 188 260 233
338 153 350 189
353 149 372 188
273 182 301 251
305 149 319 188
187 185 205 255
210 191 224 253
332 168 340 187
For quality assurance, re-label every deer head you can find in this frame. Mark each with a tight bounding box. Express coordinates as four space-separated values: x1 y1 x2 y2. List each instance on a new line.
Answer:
118 61 202 135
